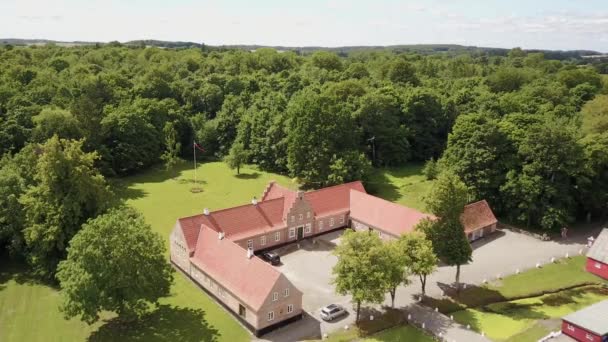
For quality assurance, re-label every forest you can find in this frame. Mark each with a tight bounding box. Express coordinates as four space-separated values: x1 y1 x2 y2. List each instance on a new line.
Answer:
0 43 607 276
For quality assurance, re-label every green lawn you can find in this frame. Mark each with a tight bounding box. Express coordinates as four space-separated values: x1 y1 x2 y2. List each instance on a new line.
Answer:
439 256 605 310
367 164 433 212
362 325 434 342
316 324 433 342
452 285 608 341
1 161 430 342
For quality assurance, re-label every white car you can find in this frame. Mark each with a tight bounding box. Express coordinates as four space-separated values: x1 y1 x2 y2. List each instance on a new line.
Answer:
320 304 347 321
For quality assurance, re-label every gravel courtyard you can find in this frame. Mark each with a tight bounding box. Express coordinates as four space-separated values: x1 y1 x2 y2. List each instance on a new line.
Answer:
255 226 594 341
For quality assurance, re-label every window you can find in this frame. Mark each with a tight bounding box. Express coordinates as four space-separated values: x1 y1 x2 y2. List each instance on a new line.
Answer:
260 235 266 246
378 230 383 238
304 224 311 234
291 215 295 223
239 304 246 317
330 218 335 227
247 239 253 249
319 220 324 230
210 281 217 290
287 304 293 313
275 231 280 241
268 311 275 321
567 324 575 332
339 216 344 224
306 211 311 218
595 262 602 269
284 288 290 297
289 227 296 238
586 333 594 341
299 213 303 221
218 287 226 298
272 292 278 301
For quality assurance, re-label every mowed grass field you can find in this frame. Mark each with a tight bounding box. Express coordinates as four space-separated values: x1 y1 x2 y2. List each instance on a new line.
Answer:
368 164 432 212
1 160 429 342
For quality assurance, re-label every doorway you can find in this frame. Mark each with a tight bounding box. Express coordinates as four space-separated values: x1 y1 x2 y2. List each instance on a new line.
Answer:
297 226 304 240
239 304 246 317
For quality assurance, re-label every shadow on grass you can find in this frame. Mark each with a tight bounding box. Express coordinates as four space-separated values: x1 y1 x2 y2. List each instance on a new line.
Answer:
437 282 506 308
235 172 260 180
483 301 550 321
0 254 58 291
88 305 219 342
365 170 401 202
451 308 482 332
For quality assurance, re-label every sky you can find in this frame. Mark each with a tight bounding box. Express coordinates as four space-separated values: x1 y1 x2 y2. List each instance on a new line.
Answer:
1 0 608 51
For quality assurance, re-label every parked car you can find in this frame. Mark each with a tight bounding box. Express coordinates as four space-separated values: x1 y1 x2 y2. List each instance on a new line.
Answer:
260 251 281 265
320 304 347 321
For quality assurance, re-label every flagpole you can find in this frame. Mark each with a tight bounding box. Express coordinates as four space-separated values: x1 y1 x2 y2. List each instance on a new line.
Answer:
193 141 197 185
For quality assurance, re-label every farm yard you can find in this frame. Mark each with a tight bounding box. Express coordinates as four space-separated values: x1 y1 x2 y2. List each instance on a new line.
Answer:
0 160 431 342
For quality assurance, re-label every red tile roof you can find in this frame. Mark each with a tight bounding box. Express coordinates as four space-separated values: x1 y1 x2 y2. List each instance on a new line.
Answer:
177 181 366 246
191 227 281 311
305 181 366 216
460 200 498 233
349 189 434 237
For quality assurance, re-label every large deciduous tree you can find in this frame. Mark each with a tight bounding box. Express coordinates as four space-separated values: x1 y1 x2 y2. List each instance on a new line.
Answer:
422 172 472 291
332 230 388 322
19 136 111 277
400 230 438 296
224 142 249 174
56 207 174 324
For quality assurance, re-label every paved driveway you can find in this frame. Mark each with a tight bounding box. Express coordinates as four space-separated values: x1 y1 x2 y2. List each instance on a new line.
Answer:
255 227 591 341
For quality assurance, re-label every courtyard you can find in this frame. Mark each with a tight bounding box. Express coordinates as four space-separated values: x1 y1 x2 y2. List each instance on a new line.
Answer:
257 224 598 341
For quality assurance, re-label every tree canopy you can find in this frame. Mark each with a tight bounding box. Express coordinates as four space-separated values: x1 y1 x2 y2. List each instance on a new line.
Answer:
56 207 174 324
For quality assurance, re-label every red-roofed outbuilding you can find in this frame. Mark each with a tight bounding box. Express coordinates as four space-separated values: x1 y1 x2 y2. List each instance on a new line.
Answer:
460 200 498 241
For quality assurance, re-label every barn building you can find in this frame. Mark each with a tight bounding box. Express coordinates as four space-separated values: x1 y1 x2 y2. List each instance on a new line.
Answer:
586 228 608 280
561 300 608 342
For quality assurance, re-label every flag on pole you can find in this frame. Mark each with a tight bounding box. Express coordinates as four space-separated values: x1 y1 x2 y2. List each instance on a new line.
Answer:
193 142 205 152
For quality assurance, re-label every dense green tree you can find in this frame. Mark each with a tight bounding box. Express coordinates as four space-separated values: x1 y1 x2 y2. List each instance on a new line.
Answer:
422 172 472 290
355 88 410 165
500 117 583 230
101 110 160 175
402 88 448 161
311 51 343 71
383 239 410 308
440 113 509 205
32 107 82 142
19 137 111 277
224 142 249 174
286 88 359 187
332 230 388 322
161 122 181 173
422 158 438 180
388 59 419 85
56 207 174 324
400 230 438 296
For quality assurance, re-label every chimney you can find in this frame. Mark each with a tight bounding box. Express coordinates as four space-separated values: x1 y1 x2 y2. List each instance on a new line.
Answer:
203 208 210 216
218 232 224 240
247 247 254 259
252 197 258 205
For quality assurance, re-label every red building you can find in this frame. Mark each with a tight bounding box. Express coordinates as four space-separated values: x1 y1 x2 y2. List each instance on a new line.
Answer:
562 300 608 342
586 228 608 280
